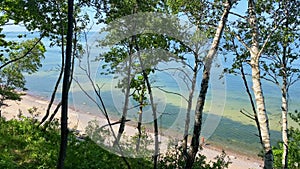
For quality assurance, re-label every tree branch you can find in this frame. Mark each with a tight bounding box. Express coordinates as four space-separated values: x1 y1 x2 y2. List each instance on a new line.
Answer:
240 109 255 120
229 12 247 19
99 119 131 130
154 86 188 102
235 34 252 52
257 18 285 57
0 33 45 70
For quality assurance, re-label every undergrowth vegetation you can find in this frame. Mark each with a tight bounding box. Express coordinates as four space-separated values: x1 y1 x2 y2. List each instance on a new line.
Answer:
0 115 150 169
0 110 231 169
273 111 300 169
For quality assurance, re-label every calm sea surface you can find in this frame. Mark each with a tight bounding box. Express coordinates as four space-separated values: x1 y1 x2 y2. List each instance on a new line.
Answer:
4 31 300 156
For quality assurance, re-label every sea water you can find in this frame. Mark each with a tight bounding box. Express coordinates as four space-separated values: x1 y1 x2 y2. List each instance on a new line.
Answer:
3 31 300 156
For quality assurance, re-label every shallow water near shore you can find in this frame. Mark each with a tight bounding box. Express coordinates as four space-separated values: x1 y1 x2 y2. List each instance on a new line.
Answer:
5 31 300 157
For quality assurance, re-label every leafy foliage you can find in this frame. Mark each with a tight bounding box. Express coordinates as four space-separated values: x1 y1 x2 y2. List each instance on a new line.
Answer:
0 38 45 106
158 146 231 169
0 113 59 168
273 111 300 169
0 113 233 168
85 120 154 158
130 75 147 104
0 114 153 169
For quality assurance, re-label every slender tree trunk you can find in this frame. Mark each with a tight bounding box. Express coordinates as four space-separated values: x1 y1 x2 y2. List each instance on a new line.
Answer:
136 83 145 153
43 32 77 130
39 0 65 127
248 0 273 168
113 41 133 147
133 57 159 168
185 1 233 168
250 52 273 169
281 77 288 169
133 36 159 168
136 107 143 152
281 3 289 167
183 62 198 154
57 0 73 168
240 65 263 145
281 22 288 169
144 73 159 169
39 62 64 126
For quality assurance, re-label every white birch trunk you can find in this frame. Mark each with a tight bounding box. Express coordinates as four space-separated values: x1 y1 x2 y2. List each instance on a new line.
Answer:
250 52 273 169
281 83 288 169
248 0 273 168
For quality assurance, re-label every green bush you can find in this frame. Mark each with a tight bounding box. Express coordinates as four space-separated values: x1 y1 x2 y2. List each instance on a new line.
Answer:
0 114 152 169
158 145 231 169
273 111 300 169
0 112 232 169
0 115 59 168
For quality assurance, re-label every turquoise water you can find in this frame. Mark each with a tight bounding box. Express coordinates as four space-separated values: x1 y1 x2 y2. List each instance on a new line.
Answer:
3 31 300 156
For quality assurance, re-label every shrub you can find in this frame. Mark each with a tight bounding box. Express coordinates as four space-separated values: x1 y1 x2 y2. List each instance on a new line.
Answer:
158 145 231 169
273 110 300 168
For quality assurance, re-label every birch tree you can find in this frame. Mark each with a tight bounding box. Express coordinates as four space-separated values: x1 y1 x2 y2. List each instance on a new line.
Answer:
187 2 234 168
168 0 235 168
260 1 300 168
223 0 291 168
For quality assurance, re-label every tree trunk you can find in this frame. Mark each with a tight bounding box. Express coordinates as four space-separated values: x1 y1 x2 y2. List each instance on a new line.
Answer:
113 40 133 147
133 36 159 168
136 107 143 152
143 73 159 169
250 54 273 169
281 3 289 167
248 0 273 168
240 65 263 145
136 83 145 153
183 62 198 154
184 1 233 168
39 0 65 127
57 0 73 168
138 61 159 169
281 78 288 169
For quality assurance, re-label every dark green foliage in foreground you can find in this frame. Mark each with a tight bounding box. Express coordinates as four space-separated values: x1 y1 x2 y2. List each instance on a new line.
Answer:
0 116 151 169
158 146 230 169
0 116 59 168
273 111 300 169
0 114 230 169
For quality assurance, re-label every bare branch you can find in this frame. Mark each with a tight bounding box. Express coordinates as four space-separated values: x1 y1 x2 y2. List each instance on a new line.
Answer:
229 12 247 19
289 74 300 87
261 67 280 85
100 119 131 130
155 67 192 83
235 34 252 52
240 109 255 120
182 75 191 91
261 76 279 86
154 86 188 102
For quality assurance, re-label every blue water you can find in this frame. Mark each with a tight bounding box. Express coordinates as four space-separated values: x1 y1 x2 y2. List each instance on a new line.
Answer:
2 31 300 155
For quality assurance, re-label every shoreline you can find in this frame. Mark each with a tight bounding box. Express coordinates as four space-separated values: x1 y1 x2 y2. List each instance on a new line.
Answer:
1 93 263 169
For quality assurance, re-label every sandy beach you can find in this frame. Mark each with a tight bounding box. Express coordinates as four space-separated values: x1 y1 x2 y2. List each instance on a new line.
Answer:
1 94 263 169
